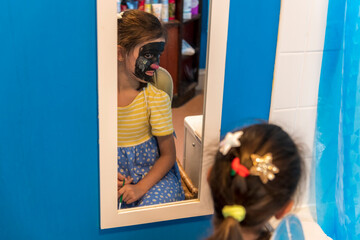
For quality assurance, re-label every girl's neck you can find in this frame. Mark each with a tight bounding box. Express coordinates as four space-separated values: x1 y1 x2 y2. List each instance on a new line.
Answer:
241 224 269 240
241 229 261 240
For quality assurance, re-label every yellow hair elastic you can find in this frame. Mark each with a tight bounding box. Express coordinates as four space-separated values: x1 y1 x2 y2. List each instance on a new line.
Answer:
222 205 246 222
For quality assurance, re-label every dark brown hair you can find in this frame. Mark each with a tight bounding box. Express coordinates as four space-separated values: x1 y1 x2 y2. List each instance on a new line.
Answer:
118 10 167 54
117 10 167 89
208 123 303 240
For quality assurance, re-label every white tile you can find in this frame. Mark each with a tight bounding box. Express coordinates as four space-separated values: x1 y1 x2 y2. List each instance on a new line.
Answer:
269 109 297 135
306 0 329 51
306 156 317 206
299 52 322 107
277 0 311 52
271 53 304 109
297 157 316 206
294 107 317 158
294 206 316 222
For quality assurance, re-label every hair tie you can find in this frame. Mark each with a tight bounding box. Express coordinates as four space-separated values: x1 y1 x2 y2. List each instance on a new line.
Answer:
222 205 246 222
231 157 250 177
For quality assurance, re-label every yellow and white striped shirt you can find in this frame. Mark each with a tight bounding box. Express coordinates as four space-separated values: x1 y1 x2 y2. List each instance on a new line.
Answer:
117 84 173 147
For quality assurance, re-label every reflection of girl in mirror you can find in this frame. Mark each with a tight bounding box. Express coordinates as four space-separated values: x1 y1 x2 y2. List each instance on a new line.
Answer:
207 123 304 240
117 10 184 208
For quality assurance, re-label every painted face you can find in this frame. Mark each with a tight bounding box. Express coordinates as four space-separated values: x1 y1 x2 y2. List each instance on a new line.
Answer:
134 42 165 82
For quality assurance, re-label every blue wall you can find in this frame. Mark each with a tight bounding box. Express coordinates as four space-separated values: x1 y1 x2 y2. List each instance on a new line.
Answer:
0 0 278 239
221 0 280 134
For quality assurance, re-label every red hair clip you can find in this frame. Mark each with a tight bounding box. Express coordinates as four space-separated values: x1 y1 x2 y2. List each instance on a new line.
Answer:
231 157 250 177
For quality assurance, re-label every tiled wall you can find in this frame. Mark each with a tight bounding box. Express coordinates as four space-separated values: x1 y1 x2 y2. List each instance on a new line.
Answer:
269 0 329 206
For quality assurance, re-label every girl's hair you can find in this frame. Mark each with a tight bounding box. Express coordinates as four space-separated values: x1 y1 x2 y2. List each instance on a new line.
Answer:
117 10 167 89
208 123 303 240
117 10 167 54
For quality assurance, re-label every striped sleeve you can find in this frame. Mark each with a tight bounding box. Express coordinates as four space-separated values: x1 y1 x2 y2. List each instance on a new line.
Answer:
148 86 174 136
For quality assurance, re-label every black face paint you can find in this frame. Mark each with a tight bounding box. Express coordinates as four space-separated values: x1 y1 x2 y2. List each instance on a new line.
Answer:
134 42 165 82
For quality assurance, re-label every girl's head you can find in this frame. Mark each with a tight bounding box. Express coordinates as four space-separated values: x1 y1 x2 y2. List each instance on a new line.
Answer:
118 10 167 86
208 123 303 240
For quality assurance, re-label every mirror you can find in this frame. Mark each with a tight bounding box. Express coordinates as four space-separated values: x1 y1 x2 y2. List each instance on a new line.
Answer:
97 0 229 228
116 3 205 209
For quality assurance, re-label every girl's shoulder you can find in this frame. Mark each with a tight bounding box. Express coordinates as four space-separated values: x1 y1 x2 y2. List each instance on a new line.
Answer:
146 83 170 100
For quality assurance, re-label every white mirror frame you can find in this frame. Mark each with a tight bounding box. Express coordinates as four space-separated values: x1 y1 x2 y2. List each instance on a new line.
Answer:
97 0 230 229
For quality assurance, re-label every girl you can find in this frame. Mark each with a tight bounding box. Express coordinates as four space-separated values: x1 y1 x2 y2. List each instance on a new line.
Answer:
207 123 304 240
117 10 184 208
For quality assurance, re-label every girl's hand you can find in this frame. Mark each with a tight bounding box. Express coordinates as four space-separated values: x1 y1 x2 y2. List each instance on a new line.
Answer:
118 184 146 204
118 173 133 191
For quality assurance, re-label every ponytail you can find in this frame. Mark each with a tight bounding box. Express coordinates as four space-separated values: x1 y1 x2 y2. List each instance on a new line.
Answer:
208 217 243 240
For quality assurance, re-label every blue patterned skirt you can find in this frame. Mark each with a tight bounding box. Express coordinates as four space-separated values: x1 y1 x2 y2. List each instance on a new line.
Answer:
118 136 185 208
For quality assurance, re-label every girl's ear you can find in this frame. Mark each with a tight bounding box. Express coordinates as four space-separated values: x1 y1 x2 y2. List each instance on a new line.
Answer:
275 200 294 219
118 45 126 61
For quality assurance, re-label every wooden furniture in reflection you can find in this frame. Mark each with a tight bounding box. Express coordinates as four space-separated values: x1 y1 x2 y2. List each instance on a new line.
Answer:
160 0 203 107
177 158 198 199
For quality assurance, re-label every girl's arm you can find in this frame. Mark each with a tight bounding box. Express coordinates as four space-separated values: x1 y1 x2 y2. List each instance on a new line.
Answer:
118 134 176 204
